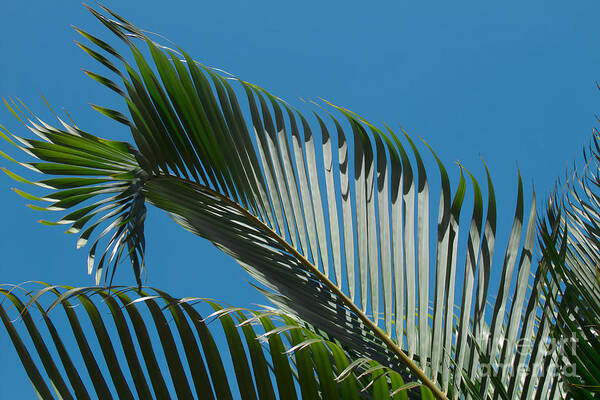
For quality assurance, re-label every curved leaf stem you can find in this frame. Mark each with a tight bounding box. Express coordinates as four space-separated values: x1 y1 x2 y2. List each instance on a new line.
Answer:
152 173 448 400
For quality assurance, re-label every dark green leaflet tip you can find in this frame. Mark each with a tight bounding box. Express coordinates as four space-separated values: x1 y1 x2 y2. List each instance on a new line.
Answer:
451 170 467 216
75 41 123 76
90 104 131 126
83 70 125 96
73 26 124 61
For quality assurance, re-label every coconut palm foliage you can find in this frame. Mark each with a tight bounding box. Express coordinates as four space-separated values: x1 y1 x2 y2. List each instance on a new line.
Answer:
1 283 398 400
0 5 576 399
535 134 600 399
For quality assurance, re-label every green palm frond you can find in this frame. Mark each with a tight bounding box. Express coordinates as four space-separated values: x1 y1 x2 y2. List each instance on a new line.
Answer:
0 104 148 288
536 133 600 399
0 5 571 398
2 283 411 399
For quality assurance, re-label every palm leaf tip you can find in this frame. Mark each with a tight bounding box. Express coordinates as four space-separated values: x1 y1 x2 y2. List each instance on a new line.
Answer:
0 99 148 287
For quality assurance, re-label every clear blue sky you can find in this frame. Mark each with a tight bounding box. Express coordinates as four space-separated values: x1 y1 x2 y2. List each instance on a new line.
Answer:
1 1 599 397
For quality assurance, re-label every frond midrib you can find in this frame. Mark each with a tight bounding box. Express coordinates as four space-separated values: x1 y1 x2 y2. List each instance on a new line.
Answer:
145 172 448 400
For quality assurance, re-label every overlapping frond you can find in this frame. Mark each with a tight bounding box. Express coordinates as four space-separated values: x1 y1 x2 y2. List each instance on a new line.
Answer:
0 6 573 398
0 103 147 287
537 132 600 399
2 283 412 400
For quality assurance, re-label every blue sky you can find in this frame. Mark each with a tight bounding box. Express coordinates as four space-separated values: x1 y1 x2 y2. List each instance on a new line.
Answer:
1 1 599 397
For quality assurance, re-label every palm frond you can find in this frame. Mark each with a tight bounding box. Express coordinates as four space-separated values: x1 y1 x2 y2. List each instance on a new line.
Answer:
0 6 570 398
0 100 148 288
2 283 412 399
537 132 600 398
